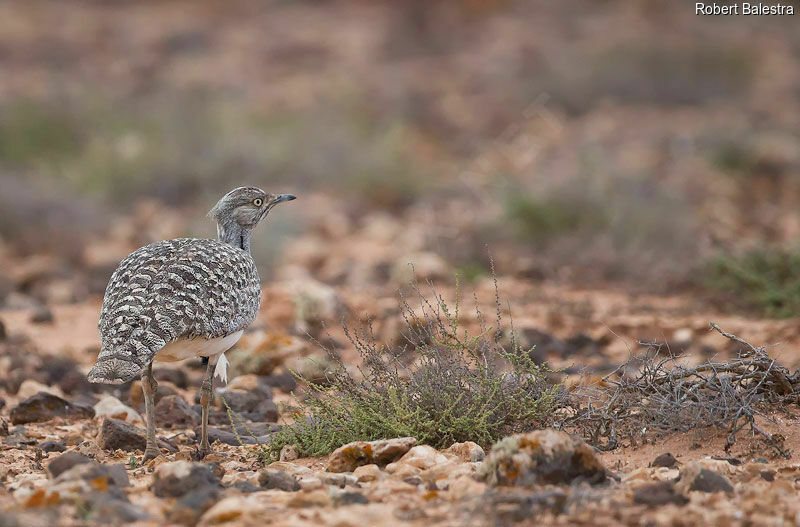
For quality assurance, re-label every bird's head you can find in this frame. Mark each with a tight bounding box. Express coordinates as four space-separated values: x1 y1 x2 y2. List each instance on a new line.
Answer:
209 187 296 250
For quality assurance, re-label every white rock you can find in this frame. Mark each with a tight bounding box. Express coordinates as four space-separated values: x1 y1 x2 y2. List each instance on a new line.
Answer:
93 395 143 425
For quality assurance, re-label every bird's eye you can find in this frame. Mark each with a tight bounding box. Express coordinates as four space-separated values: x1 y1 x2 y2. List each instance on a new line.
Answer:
253 198 263 207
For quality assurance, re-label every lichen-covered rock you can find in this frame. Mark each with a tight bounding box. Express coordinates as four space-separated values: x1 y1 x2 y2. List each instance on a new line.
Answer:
327 437 417 473
478 429 607 487
10 392 94 425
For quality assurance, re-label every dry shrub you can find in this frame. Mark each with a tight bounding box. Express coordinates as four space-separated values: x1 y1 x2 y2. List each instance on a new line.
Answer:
262 275 566 461
566 323 797 458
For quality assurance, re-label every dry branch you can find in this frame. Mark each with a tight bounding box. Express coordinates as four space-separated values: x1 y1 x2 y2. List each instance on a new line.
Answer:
566 323 800 458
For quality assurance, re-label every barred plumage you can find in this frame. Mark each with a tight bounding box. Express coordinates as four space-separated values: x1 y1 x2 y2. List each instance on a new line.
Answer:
87 186 295 460
88 238 261 384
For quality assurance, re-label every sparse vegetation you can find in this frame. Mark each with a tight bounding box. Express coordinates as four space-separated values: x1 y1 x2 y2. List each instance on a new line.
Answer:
707 247 800 318
262 277 565 461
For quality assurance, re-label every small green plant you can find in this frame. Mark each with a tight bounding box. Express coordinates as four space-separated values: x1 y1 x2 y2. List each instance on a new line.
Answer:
128 452 138 469
707 247 800 318
262 275 565 462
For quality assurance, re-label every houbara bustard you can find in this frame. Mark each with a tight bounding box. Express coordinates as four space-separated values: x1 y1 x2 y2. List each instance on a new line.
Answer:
88 187 296 460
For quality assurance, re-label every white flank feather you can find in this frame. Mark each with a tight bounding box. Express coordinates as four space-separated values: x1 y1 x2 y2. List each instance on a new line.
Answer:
214 353 230 384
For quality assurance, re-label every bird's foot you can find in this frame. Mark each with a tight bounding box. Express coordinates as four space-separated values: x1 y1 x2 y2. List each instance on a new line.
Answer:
192 442 214 461
142 446 162 463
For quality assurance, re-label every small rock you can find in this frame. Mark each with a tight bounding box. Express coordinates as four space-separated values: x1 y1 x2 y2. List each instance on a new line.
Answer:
327 437 417 473
760 470 776 482
230 481 261 493
633 481 689 506
168 486 221 525
478 429 607 487
675 462 734 494
93 395 143 425
321 473 359 488
280 444 299 462
47 451 93 478
98 417 177 453
0 318 6 340
153 367 189 389
55 461 130 488
260 373 297 393
30 306 54 324
219 390 262 413
153 461 221 498
353 464 382 483
334 491 369 506
445 441 485 462
16 379 62 400
394 445 450 470
38 440 66 453
10 392 95 425
287 488 331 508
650 453 678 468
155 395 199 428
85 495 150 523
195 426 269 446
258 469 300 491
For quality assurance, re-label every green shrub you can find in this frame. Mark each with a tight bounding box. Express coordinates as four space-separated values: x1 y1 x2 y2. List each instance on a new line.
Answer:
258 278 564 461
707 247 800 318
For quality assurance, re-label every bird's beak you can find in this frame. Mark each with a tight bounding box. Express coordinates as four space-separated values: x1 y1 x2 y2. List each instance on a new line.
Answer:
275 194 296 203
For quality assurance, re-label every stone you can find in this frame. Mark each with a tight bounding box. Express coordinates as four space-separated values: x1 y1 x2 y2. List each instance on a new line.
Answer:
194 426 270 446
10 392 95 425
353 464 383 483
287 488 332 508
93 395 143 425
230 481 261 493
169 486 222 525
478 429 607 487
219 390 262 412
445 441 485 462
394 445 450 470
448 475 487 501
260 373 297 393
38 440 65 453
258 469 300 491
55 461 130 489
47 451 93 478
228 332 308 376
333 491 369 506
153 461 221 498
16 380 62 400
153 367 189 389
327 437 417 473
321 473 359 488
651 453 678 468
85 496 151 523
155 395 199 428
633 481 689 506
30 305 54 324
280 444 299 462
0 318 6 341
675 462 734 494
98 417 177 453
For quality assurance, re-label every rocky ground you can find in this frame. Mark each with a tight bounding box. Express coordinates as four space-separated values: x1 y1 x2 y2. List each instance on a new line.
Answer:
0 198 799 527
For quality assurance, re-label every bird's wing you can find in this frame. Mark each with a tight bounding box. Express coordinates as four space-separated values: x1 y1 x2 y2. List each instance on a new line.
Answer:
88 238 261 384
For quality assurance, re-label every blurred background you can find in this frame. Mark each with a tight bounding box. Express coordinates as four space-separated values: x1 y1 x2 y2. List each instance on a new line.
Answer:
1 0 800 317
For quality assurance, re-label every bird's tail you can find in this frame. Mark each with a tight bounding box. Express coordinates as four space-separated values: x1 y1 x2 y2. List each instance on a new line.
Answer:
87 348 143 384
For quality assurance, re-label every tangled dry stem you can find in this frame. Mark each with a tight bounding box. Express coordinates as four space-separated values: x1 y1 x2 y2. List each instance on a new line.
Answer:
567 323 798 458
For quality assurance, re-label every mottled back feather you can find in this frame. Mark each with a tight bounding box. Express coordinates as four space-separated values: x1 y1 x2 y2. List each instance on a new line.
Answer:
88 238 261 383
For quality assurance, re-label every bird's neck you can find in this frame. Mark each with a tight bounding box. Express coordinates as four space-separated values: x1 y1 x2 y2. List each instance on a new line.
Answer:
217 223 252 253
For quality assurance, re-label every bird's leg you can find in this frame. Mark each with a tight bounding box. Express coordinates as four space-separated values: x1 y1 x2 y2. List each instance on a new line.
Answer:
198 358 215 456
141 362 161 462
